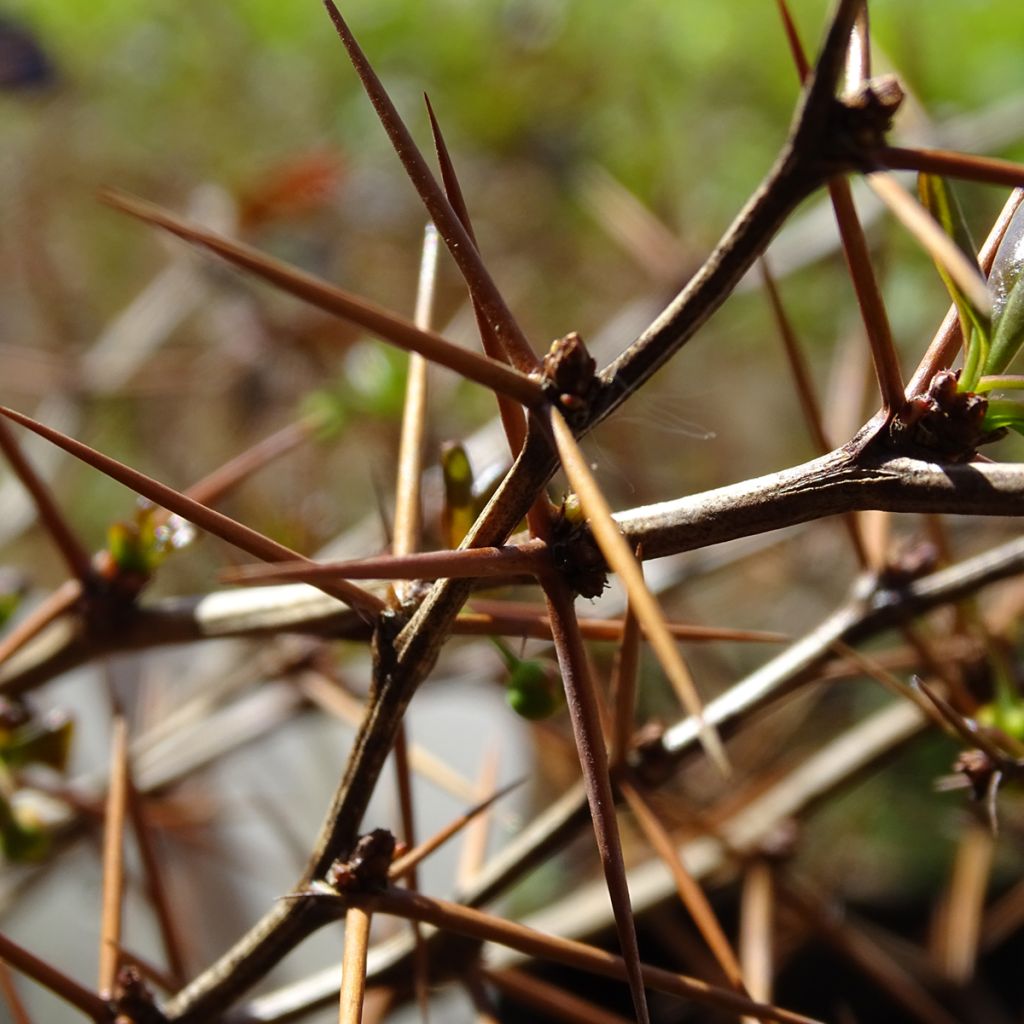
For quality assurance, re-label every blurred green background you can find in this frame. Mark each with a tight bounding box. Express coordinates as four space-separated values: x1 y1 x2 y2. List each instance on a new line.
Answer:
3 6 1024 1019
2 0 1024 586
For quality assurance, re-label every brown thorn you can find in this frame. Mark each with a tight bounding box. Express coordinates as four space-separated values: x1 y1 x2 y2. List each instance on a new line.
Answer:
619 777 748 995
878 146 1024 191
610 563 642 767
548 406 728 774
482 965 636 1024
0 418 92 582
321 1 540 375
773 0 810 81
0 404 386 619
390 776 524 882
0 578 81 669
0 959 33 1024
774 2 904 415
222 542 549 585
424 94 528 455
759 258 869 567
0 931 108 1023
542 576 651 1024
178 417 316 517
100 188 543 408
827 176 906 417
99 715 129 998
124 763 189 987
360 887 823 1024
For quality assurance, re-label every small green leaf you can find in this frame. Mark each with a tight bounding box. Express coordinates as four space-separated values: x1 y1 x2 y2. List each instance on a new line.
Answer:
105 502 195 576
986 272 1024 378
0 589 21 631
441 441 476 548
982 397 1024 437
0 794 50 863
0 711 74 773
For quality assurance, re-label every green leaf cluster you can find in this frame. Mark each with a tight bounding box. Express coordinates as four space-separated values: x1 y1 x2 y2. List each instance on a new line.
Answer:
920 175 1024 435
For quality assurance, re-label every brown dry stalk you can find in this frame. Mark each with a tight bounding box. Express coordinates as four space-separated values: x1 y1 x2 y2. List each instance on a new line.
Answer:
98 715 129 998
339 906 372 1024
740 859 776 1022
932 821 994 984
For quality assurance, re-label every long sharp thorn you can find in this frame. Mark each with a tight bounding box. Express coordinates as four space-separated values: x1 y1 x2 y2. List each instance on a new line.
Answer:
0 419 92 582
543 578 651 1024
321 0 539 374
548 407 729 775
0 404 386 618
100 188 543 408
